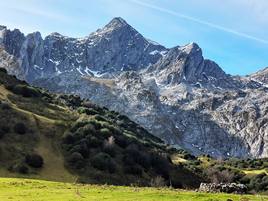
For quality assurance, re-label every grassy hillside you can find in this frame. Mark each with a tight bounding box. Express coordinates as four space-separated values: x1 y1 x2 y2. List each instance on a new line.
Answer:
0 178 266 201
0 68 201 188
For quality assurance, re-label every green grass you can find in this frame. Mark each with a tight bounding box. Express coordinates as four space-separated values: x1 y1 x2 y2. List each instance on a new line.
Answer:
0 178 267 201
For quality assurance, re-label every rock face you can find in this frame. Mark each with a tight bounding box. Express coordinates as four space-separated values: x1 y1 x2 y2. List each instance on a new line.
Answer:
199 183 248 194
249 67 268 85
146 43 240 89
1 17 268 158
0 18 166 82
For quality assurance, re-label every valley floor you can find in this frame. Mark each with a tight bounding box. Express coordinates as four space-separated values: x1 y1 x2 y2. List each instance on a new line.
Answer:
0 178 267 201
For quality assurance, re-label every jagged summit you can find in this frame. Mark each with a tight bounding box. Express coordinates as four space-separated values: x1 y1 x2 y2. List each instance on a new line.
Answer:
93 17 137 37
106 17 129 28
48 32 64 37
181 42 201 54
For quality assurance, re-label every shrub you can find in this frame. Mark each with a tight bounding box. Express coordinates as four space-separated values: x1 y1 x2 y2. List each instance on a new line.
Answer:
62 132 74 144
13 122 27 135
115 135 129 148
91 152 116 173
70 120 90 132
0 102 11 110
100 128 111 137
86 136 102 148
106 124 121 135
0 126 9 139
89 120 102 130
182 153 196 160
67 152 85 169
70 142 89 158
78 107 98 115
11 84 41 98
124 165 143 176
82 123 97 136
18 164 29 174
94 115 107 122
25 154 44 168
14 163 29 174
150 153 170 179
0 130 4 139
125 145 151 169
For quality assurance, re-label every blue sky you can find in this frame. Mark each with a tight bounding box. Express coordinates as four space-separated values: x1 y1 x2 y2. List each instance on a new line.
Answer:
0 0 267 75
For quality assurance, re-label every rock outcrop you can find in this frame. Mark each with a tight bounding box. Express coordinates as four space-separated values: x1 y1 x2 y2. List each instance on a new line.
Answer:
199 183 248 194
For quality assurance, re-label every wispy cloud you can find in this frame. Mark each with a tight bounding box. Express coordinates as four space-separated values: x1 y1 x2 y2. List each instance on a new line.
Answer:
2 0 71 23
128 0 268 45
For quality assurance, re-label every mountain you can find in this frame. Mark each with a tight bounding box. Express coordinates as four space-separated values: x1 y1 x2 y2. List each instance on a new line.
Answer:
0 18 166 82
249 67 268 85
2 69 268 193
0 18 268 158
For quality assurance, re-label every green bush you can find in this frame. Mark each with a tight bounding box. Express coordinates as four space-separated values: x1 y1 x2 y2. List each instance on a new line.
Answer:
94 115 107 122
0 101 11 110
70 142 89 158
150 153 170 179
0 126 9 139
67 152 85 169
91 152 116 173
25 154 44 168
245 173 268 192
115 135 129 148
182 153 197 160
11 84 41 98
78 107 98 115
13 122 27 135
17 164 29 174
62 132 75 144
70 120 90 132
100 128 111 137
88 120 102 130
125 145 151 169
86 136 102 147
124 165 143 176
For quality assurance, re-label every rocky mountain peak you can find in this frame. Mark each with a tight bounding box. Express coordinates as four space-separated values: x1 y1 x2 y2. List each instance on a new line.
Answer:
48 32 64 38
105 17 128 29
181 42 202 54
93 17 135 37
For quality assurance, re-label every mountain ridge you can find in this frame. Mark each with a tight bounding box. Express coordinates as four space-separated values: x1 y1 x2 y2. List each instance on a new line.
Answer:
1 17 268 158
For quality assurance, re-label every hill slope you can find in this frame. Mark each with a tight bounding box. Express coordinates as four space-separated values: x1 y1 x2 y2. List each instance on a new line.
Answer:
0 68 201 188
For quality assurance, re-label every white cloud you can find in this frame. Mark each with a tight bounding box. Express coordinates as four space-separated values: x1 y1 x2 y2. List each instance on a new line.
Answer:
1 0 71 22
127 0 268 45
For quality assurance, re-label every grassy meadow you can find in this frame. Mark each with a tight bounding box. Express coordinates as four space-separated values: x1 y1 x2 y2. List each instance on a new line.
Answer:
0 178 267 201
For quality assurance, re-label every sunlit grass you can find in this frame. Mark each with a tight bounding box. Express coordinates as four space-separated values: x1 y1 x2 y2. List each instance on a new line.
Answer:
0 178 266 201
